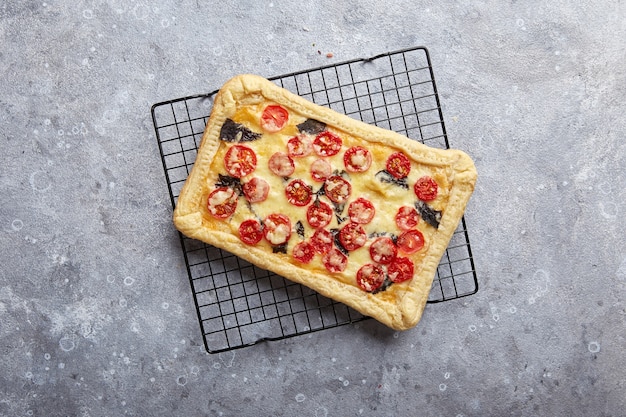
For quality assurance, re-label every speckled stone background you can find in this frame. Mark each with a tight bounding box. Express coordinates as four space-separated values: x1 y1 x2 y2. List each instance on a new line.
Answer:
1 1 625 416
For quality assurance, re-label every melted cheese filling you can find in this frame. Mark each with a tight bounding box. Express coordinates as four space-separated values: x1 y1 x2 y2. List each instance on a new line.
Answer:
203 102 452 290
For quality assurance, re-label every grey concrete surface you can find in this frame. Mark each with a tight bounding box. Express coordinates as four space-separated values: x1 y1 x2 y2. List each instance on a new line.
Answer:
1 1 625 416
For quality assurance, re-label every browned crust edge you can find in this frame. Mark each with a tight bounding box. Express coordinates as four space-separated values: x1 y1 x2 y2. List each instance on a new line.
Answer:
173 74 477 330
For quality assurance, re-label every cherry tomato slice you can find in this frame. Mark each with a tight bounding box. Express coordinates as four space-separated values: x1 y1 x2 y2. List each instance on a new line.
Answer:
268 152 295 177
339 222 367 251
287 134 312 158
306 200 334 228
285 179 312 206
292 241 315 264
311 228 333 254
396 229 425 254
310 158 332 182
224 145 257 178
322 248 348 273
414 176 438 201
243 177 270 203
207 187 238 219
260 105 289 133
238 219 264 245
356 263 385 292
395 206 420 231
263 213 292 246
369 237 397 264
313 131 342 157
343 146 372 173
386 152 411 179
348 197 375 224
324 175 351 204
387 257 415 283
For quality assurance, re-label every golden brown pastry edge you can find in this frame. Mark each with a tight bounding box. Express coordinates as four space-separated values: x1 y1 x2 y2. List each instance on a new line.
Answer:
173 74 477 330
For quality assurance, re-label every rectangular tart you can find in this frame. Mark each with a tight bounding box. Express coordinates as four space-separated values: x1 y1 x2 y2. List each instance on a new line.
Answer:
173 74 477 330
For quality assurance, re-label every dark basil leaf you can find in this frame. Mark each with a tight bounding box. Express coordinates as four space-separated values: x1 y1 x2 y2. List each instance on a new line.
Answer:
335 214 348 224
332 201 347 223
333 169 350 180
332 202 346 215
415 200 441 229
367 231 397 241
295 221 305 239
272 244 288 254
219 118 262 142
297 118 326 135
375 170 409 189
216 174 243 195
330 228 349 256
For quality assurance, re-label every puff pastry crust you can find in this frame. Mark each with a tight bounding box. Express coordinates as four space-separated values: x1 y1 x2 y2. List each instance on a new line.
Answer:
173 74 477 330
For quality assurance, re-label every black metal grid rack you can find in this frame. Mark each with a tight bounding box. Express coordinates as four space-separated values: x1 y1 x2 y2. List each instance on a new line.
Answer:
151 46 478 354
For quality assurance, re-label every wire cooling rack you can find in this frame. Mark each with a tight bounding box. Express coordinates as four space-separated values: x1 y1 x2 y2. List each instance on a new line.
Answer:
152 46 478 354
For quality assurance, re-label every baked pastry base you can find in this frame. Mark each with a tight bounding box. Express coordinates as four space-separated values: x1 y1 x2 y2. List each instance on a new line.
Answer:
173 74 477 330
